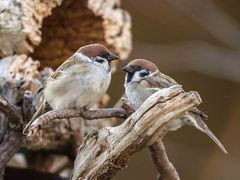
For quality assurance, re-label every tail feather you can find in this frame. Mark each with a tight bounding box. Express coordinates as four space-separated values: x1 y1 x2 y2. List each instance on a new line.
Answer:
203 125 228 154
186 111 227 154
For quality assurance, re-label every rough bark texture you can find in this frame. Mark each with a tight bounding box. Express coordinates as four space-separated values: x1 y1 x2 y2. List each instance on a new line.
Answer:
0 0 131 69
0 0 62 56
71 86 202 180
0 0 131 178
0 89 24 180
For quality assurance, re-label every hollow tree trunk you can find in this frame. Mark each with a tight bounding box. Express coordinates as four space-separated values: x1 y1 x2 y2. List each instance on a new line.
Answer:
0 0 131 178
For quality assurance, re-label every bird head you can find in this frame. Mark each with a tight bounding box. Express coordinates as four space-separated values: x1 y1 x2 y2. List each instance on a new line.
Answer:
123 59 159 83
74 44 118 72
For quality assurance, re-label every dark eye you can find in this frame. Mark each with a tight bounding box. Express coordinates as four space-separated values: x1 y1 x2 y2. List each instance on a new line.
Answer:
100 53 109 59
140 71 149 77
96 59 104 63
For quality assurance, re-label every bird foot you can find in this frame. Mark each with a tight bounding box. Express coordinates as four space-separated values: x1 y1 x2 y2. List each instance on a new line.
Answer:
121 98 136 117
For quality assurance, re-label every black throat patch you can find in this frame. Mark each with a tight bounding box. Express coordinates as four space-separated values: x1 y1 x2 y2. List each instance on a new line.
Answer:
126 73 134 83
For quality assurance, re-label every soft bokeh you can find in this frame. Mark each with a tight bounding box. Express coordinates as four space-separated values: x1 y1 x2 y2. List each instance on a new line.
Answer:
109 0 240 179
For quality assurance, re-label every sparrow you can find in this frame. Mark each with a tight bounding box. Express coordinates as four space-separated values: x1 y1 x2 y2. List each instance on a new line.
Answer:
23 44 118 134
123 59 227 153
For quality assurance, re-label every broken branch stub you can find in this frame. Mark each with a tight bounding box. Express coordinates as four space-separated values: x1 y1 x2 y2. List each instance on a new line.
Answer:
71 85 202 180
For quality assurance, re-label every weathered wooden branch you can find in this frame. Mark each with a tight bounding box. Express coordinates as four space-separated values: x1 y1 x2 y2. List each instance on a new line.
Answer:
122 96 180 180
0 130 23 170
25 108 128 138
0 82 31 180
0 114 24 180
149 139 180 180
0 106 22 179
71 85 202 180
24 92 181 180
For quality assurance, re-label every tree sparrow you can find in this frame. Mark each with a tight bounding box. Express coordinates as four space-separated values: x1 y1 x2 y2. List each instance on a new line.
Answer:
23 44 118 134
123 59 227 153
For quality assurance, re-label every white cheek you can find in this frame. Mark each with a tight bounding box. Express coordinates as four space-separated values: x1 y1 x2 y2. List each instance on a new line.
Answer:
131 71 142 82
93 61 110 72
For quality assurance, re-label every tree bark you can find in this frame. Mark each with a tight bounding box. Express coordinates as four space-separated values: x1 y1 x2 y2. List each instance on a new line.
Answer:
71 86 202 179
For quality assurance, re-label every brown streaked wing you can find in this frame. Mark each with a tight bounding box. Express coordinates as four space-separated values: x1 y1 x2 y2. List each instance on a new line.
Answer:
38 57 79 93
145 72 206 119
145 72 178 89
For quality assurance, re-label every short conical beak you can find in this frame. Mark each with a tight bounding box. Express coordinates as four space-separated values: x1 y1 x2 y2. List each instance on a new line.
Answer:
107 53 119 61
122 65 134 73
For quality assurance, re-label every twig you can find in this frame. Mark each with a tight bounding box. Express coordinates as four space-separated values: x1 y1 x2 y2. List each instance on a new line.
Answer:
25 108 128 138
71 86 202 180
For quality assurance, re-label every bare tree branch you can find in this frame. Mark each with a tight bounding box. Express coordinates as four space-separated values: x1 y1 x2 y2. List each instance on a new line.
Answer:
0 130 23 169
0 96 23 180
149 139 180 180
25 108 128 138
71 85 202 180
0 116 23 180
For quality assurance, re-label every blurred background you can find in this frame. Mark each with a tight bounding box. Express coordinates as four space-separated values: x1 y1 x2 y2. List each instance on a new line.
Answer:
3 0 240 179
109 0 240 179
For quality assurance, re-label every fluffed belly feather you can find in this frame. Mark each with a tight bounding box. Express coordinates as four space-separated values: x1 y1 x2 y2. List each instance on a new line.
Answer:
44 66 110 110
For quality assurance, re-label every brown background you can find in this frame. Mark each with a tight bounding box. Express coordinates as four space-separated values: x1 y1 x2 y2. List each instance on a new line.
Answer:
108 0 240 179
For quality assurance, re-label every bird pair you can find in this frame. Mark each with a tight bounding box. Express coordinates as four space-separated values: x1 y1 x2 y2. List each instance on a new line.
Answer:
23 44 227 153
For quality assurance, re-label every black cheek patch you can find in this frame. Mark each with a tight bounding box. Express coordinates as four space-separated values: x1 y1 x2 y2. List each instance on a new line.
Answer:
140 71 150 77
126 73 134 83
